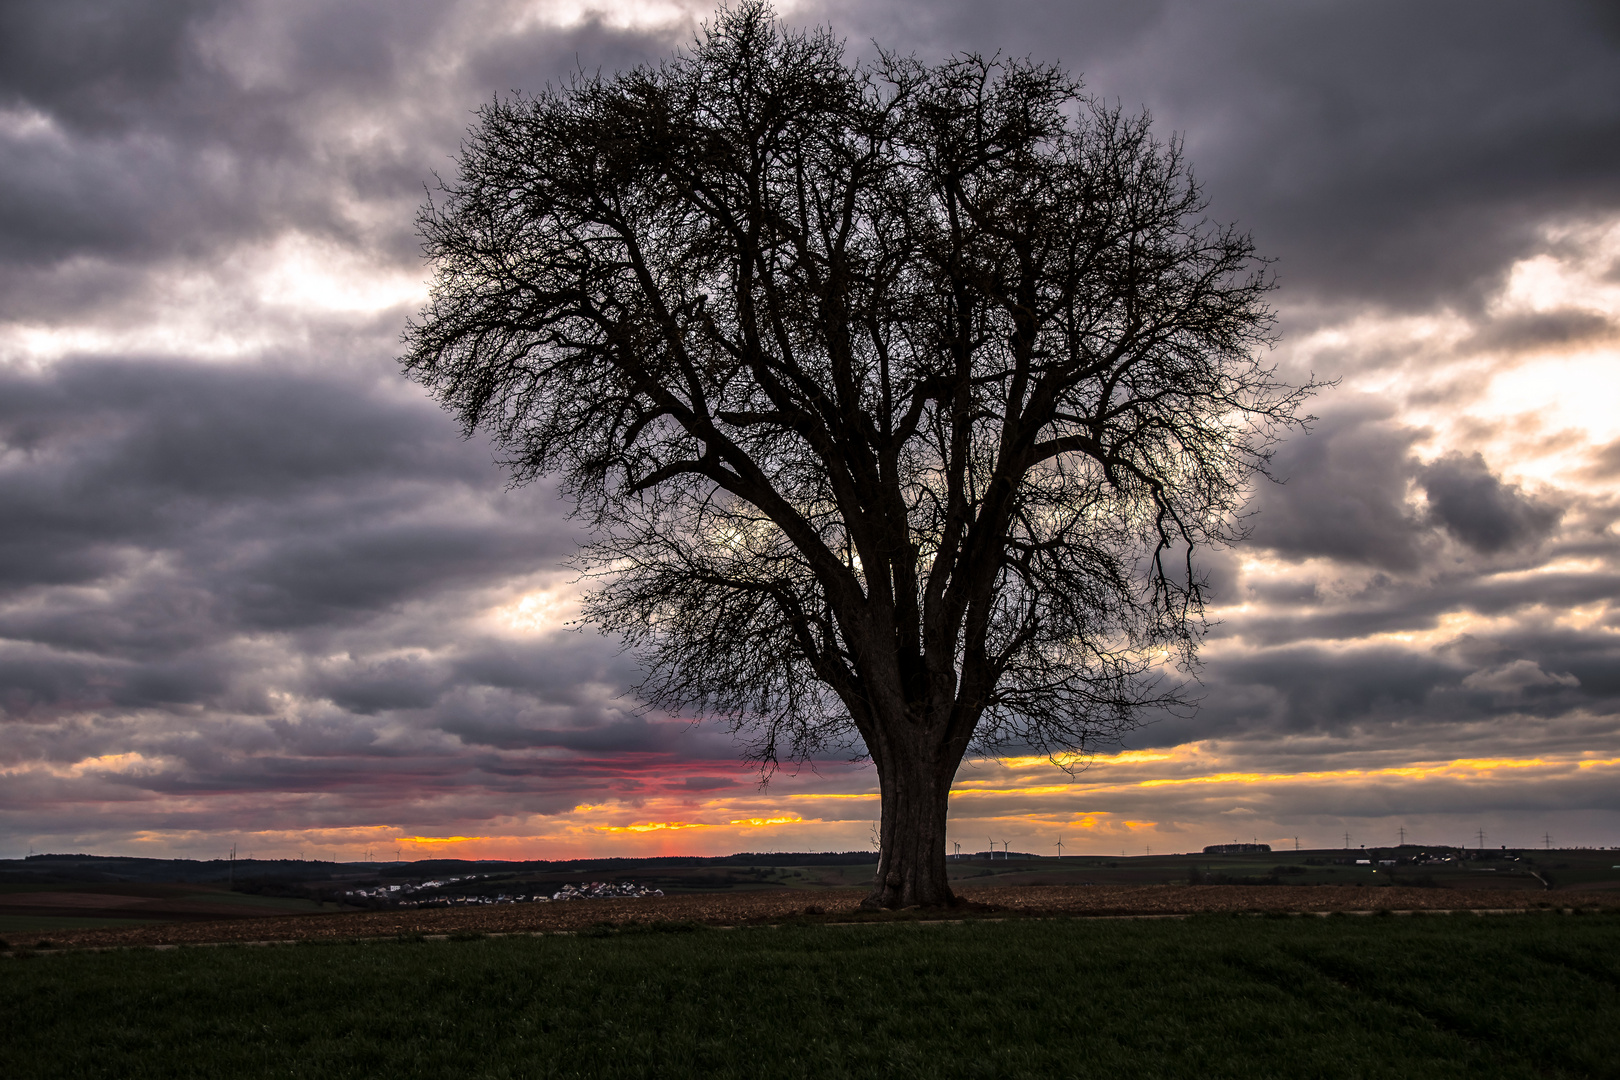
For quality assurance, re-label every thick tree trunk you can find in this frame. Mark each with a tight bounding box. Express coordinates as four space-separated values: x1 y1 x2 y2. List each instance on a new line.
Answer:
863 732 957 909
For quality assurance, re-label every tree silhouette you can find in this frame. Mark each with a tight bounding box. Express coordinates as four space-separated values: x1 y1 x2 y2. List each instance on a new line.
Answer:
403 2 1310 908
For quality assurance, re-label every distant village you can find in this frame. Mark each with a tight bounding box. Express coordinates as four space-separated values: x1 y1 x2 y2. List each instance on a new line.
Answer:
343 876 664 907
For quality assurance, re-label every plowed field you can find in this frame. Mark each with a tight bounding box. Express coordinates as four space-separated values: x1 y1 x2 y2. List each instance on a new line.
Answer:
11 883 1616 951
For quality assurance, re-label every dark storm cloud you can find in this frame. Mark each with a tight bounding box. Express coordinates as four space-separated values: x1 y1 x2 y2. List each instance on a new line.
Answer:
0 356 564 608
10 0 1612 316
810 0 1620 313
1246 405 1428 570
0 354 583 718
1247 402 1573 573
1230 564 1620 649
0 0 292 269
676 776 740 791
0 346 748 820
0 0 685 304
1180 499 1620 749
0 0 221 131
1462 309 1619 356
1141 631 1619 760
1419 452 1562 554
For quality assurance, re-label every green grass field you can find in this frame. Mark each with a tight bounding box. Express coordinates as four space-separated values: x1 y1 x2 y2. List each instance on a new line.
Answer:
3 913 1616 1079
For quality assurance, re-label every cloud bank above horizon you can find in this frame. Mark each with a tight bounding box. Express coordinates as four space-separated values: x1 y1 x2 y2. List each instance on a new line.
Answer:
3 0 1618 861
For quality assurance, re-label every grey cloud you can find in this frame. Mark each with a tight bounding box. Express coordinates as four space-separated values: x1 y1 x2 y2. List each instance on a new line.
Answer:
807 0 1620 314
1163 539 1620 753
1228 562 1620 649
464 12 695 95
439 709 682 755
1460 659 1578 695
314 656 449 716
9 0 1613 323
1580 438 1620 480
449 637 643 703
677 776 739 791
0 354 587 730
1214 646 1464 734
0 0 688 284
1247 405 1428 570
0 0 220 132
1067 768 1620 828
1479 620 1620 701
1248 411 1567 571
301 631 651 734
4 0 1614 324
1419 452 1562 554
1165 608 1620 756
0 647 130 722
0 357 562 586
1462 309 1618 355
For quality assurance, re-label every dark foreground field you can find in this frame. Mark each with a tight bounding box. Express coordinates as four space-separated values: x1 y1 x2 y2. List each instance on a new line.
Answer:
5 881 1615 950
3 913 1617 1079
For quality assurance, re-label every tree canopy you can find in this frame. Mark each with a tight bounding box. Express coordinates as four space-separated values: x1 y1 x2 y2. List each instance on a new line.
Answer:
403 2 1309 907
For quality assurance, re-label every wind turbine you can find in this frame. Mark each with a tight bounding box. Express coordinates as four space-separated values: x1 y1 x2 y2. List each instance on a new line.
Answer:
1055 836 1064 860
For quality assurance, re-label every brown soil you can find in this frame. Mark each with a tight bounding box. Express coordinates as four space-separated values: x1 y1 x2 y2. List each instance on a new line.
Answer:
9 883 1615 952
0 885 316 923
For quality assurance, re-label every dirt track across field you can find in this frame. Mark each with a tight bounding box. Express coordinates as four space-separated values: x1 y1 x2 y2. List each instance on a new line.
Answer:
9 884 1617 951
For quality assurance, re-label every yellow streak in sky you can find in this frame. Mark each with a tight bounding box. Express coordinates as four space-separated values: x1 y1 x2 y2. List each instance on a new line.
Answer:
1132 758 1555 790
944 752 1582 801
598 821 710 833
777 752 1579 807
729 816 804 827
397 836 486 844
788 792 879 800
948 785 1078 797
995 750 1175 770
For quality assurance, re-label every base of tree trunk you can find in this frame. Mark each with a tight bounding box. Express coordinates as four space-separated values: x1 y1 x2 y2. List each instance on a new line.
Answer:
868 848 952 906
858 890 1004 912
862 748 960 909
861 873 954 909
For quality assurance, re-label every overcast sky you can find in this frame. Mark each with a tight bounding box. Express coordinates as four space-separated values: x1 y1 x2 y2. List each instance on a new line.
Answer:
3 0 1618 862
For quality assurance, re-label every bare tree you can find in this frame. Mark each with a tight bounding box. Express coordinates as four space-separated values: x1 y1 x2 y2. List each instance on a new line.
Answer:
402 2 1310 908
